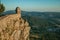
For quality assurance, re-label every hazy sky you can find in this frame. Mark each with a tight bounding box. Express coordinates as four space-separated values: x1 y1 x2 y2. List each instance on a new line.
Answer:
1 0 60 12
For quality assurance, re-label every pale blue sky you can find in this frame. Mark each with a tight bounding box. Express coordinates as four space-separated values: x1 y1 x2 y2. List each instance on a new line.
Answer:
1 0 60 12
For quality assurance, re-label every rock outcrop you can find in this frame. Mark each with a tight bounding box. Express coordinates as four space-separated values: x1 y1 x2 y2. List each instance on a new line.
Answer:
0 7 30 40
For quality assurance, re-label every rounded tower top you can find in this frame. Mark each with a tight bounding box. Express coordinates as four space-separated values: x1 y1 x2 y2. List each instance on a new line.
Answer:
16 7 21 14
15 7 21 18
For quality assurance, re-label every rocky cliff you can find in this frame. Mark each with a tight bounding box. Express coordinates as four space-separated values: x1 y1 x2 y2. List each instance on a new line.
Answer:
0 7 30 40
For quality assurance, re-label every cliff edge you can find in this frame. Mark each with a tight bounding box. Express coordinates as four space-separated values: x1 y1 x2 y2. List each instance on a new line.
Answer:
0 7 30 40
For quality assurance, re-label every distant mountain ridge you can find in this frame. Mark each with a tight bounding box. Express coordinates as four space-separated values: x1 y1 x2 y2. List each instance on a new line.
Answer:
0 10 60 18
0 10 60 21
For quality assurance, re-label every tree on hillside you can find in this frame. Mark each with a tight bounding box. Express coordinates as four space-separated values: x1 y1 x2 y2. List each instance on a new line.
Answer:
0 0 5 13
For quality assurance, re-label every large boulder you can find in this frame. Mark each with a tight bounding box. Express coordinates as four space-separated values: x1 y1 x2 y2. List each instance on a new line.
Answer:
0 7 30 40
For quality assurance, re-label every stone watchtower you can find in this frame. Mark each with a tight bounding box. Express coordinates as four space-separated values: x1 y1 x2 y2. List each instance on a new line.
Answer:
0 7 30 40
16 7 21 18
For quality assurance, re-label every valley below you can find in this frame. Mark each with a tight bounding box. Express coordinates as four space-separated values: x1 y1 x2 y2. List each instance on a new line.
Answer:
0 11 60 40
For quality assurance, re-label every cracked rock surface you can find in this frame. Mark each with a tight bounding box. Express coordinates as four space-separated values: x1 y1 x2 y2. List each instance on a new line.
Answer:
0 9 30 40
